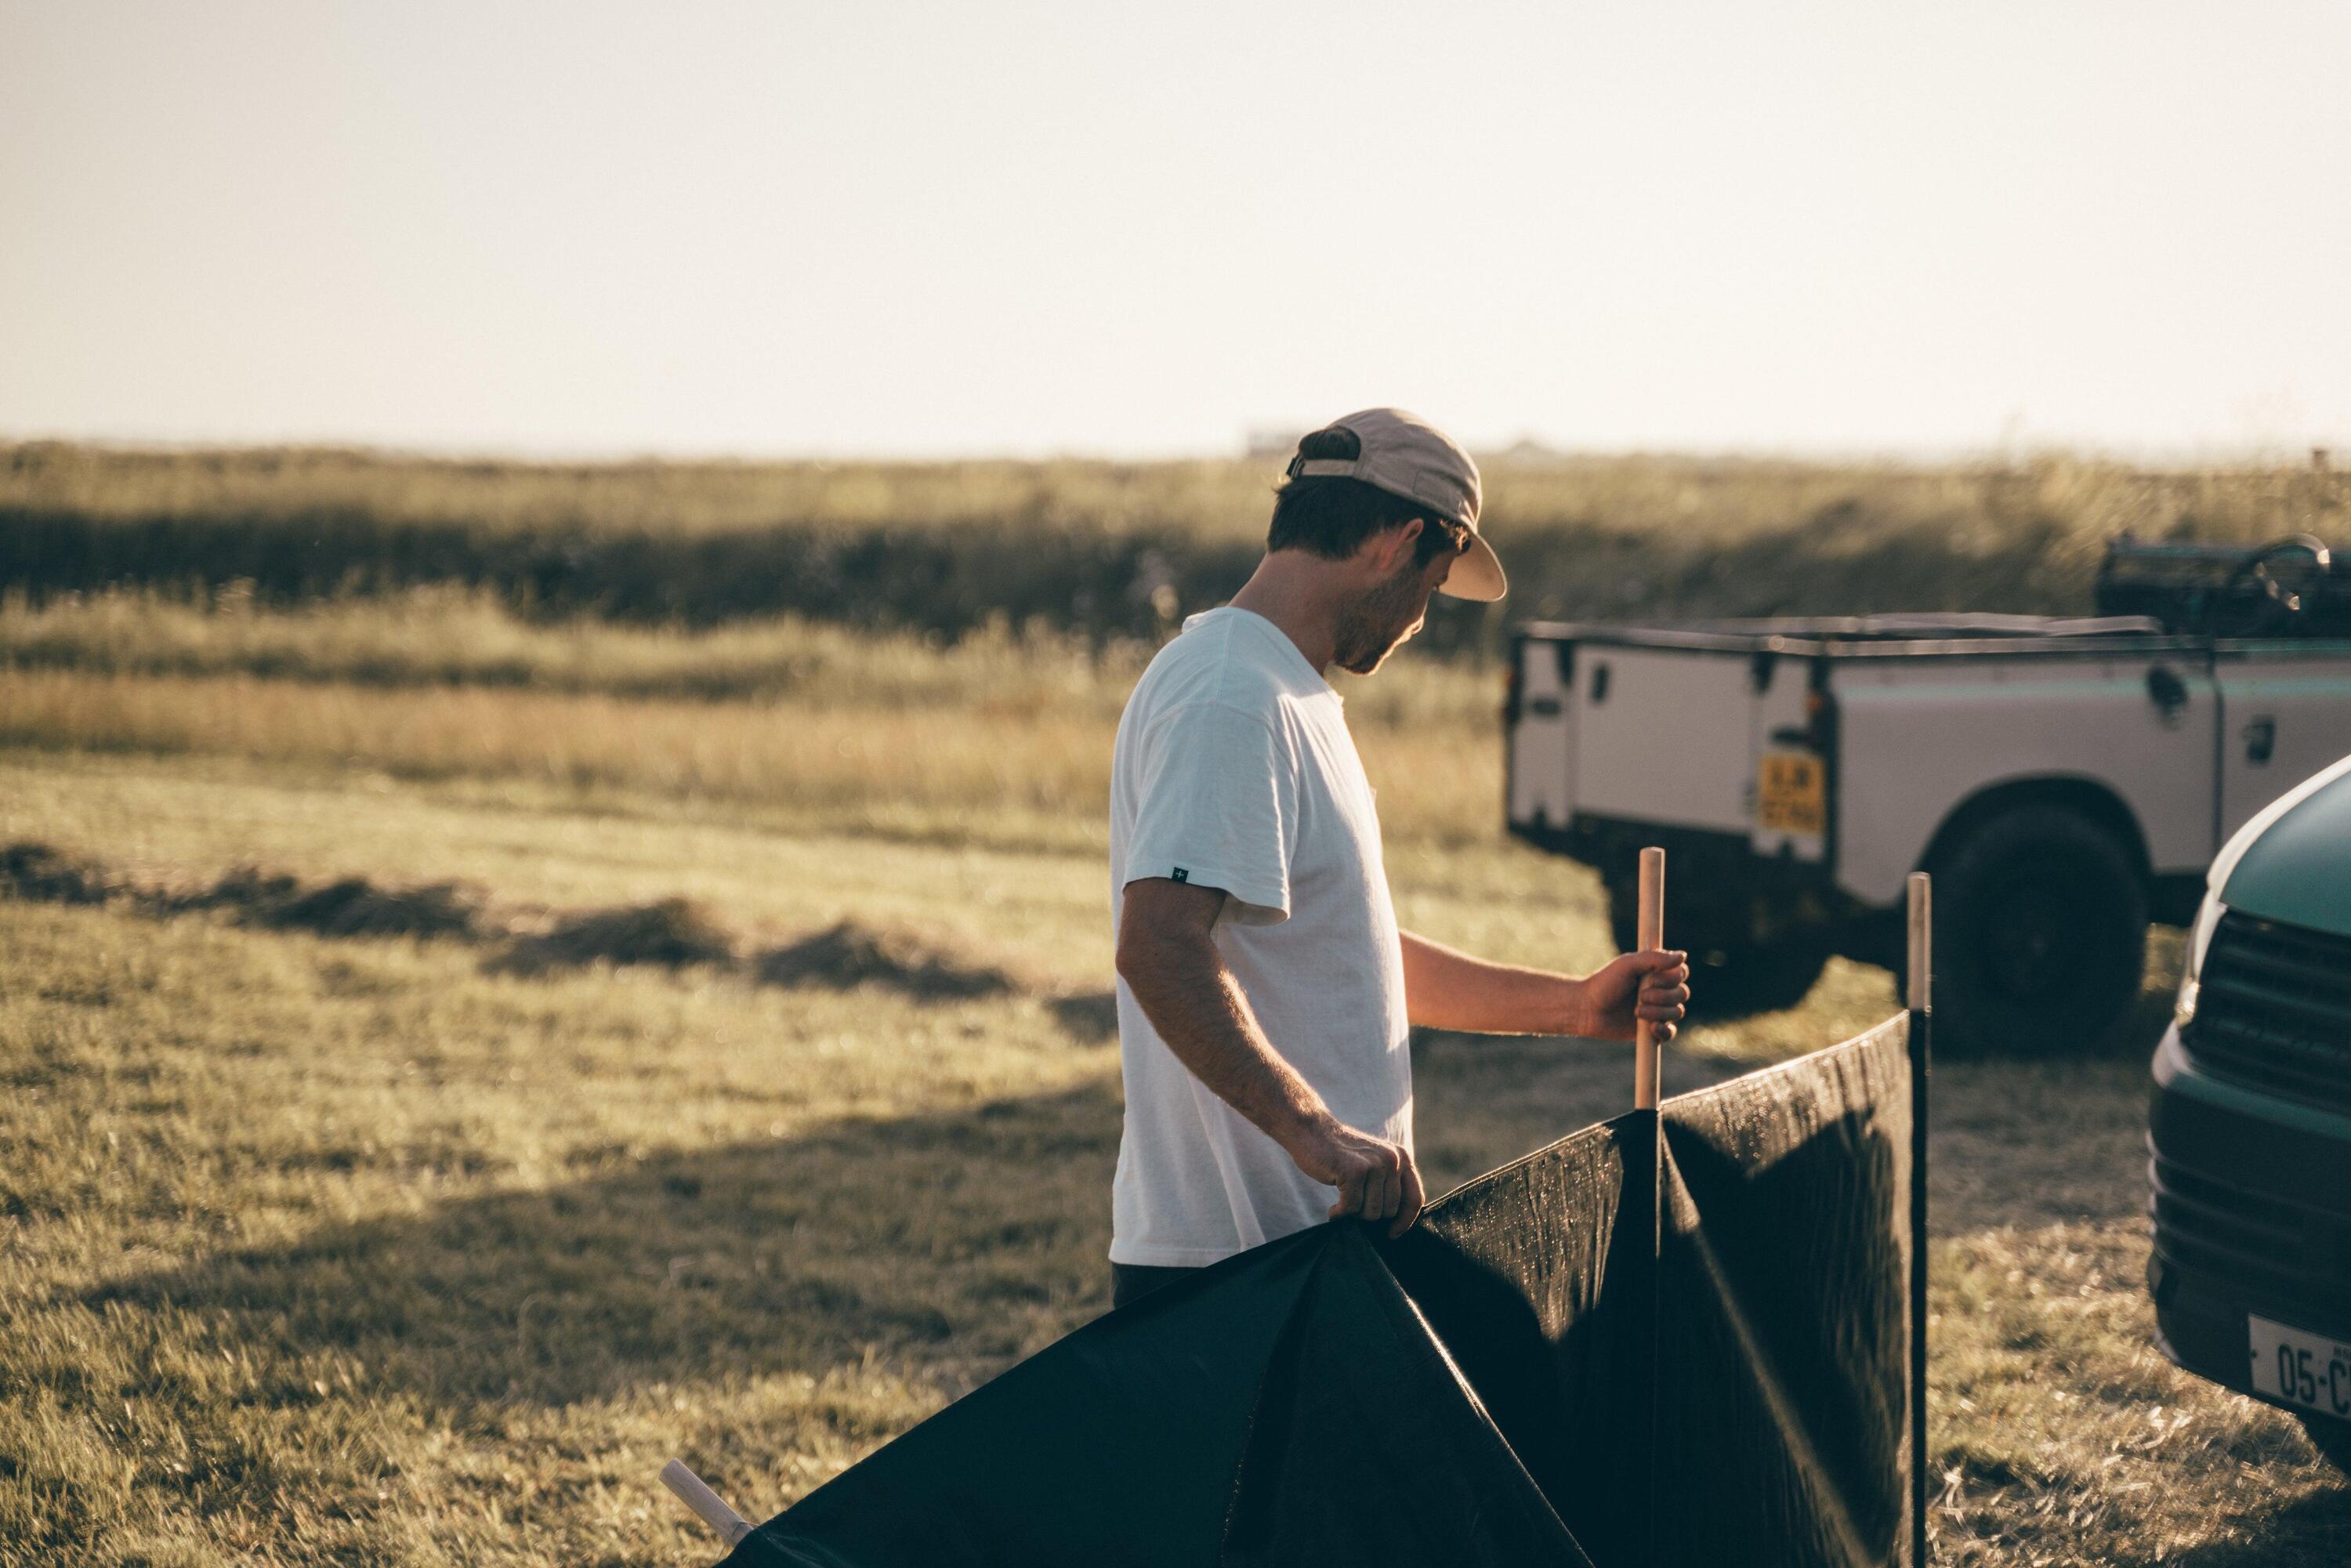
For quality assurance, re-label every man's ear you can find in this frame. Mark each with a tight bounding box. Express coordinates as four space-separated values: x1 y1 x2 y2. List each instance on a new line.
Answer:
1364 516 1424 575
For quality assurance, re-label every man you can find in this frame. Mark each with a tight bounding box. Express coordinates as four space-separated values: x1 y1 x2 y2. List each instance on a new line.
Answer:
1107 407 1691 1308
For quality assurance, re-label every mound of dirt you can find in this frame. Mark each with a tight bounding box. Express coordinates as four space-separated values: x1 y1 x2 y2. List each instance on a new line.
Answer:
0 842 122 905
492 896 738 975
249 875 484 940
192 867 304 913
754 920 1021 1001
1045 990 1119 1042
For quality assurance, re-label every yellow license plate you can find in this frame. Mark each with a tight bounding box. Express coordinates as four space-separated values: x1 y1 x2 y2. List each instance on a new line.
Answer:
1757 751 1827 835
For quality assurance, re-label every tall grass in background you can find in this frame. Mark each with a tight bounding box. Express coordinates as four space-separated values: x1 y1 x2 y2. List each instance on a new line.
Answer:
0 586 1494 728
8 442 2346 647
0 592 1503 849
0 585 1153 713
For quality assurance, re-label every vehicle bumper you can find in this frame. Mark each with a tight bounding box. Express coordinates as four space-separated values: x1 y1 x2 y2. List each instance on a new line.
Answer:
1509 814 1854 950
1509 814 1834 893
2147 1023 2351 1418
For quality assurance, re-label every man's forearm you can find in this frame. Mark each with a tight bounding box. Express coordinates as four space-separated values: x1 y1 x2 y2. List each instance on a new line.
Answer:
1399 929 1591 1035
1118 930 1330 1146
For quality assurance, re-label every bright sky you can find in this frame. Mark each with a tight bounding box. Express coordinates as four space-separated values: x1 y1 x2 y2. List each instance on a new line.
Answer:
3 2 2347 459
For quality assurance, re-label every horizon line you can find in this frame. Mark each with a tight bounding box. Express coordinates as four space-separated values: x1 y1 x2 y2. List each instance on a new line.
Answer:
5 429 2342 474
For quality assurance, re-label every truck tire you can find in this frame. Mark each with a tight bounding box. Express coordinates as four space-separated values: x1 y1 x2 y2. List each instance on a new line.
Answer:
1925 804 2148 1056
1607 884 1833 1019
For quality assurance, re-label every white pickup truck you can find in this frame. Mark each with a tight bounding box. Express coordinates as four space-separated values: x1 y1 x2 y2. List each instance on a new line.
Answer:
1503 538 2351 1052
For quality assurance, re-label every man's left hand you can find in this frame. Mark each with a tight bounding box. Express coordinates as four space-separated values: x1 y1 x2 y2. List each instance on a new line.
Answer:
1578 950 1690 1043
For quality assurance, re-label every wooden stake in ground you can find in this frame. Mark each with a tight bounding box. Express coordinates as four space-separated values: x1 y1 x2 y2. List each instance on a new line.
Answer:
1634 846 1666 1110
661 1458 754 1550
1907 871 1933 1568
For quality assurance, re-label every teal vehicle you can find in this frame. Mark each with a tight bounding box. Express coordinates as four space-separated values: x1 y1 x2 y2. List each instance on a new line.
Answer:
2149 749 2351 1471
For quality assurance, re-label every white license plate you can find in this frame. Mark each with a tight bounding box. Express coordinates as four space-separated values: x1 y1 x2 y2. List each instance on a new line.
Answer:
2249 1313 2351 1418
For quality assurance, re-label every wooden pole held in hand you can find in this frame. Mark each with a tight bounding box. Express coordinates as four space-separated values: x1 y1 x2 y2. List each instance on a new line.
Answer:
661 1458 754 1548
1634 846 1665 1110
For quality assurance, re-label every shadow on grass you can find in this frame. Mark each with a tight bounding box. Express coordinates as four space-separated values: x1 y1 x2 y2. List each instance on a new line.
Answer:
78 1080 1128 1414
66 1029 1759 1423
2172 1479 2351 1565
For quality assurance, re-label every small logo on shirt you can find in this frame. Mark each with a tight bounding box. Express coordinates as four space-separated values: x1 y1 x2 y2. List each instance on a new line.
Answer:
1171 867 1190 882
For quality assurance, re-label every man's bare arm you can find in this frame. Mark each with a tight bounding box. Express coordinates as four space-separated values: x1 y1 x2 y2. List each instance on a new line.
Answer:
1400 929 1690 1041
1116 877 1423 1236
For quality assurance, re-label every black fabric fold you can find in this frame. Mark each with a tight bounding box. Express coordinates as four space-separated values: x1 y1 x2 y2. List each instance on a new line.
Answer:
715 1016 1917 1568
1653 1016 1915 1566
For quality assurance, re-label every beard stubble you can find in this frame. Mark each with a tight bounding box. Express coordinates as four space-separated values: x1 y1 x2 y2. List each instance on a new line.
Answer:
1331 558 1433 676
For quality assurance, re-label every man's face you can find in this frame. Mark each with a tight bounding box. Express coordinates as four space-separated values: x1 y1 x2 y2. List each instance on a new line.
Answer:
1331 531 1455 676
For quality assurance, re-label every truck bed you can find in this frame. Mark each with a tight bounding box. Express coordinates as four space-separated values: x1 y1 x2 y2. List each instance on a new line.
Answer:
1506 614 2351 914
1516 613 2179 656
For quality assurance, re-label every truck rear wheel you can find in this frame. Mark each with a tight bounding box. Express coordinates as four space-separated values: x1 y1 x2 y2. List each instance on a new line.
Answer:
1607 884 1832 1019
1925 804 2147 1056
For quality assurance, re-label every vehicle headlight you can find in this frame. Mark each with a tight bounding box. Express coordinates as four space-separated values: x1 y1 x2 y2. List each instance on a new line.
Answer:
2175 889 2226 1031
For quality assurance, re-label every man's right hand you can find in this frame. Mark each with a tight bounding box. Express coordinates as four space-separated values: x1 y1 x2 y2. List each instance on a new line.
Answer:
1281 1114 1425 1238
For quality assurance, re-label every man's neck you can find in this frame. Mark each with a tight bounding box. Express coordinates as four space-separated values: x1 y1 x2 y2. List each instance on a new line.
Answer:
1227 556 1342 673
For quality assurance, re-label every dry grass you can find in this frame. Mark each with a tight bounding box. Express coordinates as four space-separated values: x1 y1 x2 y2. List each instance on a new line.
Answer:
0 836 1055 1008
10 443 2349 649
0 442 1283 538
0 662 1504 855
2 607 2347 1560
1 745 2345 1563
0 586 1494 727
0 587 1158 712
11 441 2346 550
0 669 1128 834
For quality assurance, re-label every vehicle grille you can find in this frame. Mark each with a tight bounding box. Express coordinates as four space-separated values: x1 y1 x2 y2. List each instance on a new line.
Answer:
2150 1151 2351 1308
2183 911 2351 1116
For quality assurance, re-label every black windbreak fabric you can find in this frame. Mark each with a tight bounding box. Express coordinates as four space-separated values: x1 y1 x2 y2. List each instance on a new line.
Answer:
718 1017 1914 1568
1381 1110 1654 1564
1653 1017 1915 1566
727 1226 1588 1568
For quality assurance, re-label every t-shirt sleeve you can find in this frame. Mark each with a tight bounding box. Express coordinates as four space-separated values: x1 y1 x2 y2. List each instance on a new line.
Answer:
1121 700 1297 925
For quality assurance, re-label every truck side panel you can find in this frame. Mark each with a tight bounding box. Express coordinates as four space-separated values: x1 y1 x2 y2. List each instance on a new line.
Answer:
1572 646 1757 836
1831 655 2218 907
2215 646 2351 842
1509 639 1575 830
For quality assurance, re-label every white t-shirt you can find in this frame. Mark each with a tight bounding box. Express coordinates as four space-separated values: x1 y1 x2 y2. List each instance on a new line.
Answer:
1107 606 1412 1267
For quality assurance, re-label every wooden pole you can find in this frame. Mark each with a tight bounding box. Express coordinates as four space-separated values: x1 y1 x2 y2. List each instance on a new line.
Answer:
1906 872 1932 1568
1632 845 1667 1566
661 1458 754 1550
1634 846 1666 1110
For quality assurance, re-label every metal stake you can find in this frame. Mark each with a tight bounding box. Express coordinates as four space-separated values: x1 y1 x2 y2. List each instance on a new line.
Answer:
1907 871 1933 1568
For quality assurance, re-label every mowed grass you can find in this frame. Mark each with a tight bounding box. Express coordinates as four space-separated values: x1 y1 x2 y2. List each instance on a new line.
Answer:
3 642 2349 1563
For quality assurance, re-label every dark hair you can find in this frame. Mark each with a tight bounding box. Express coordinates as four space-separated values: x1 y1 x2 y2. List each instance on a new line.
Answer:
1267 429 1469 568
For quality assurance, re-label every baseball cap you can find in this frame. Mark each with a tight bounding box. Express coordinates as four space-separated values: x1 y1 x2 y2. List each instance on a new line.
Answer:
1285 407 1505 601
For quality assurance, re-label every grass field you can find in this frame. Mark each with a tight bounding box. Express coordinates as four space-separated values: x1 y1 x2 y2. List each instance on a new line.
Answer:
10 442 2348 646
4 595 2349 1563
